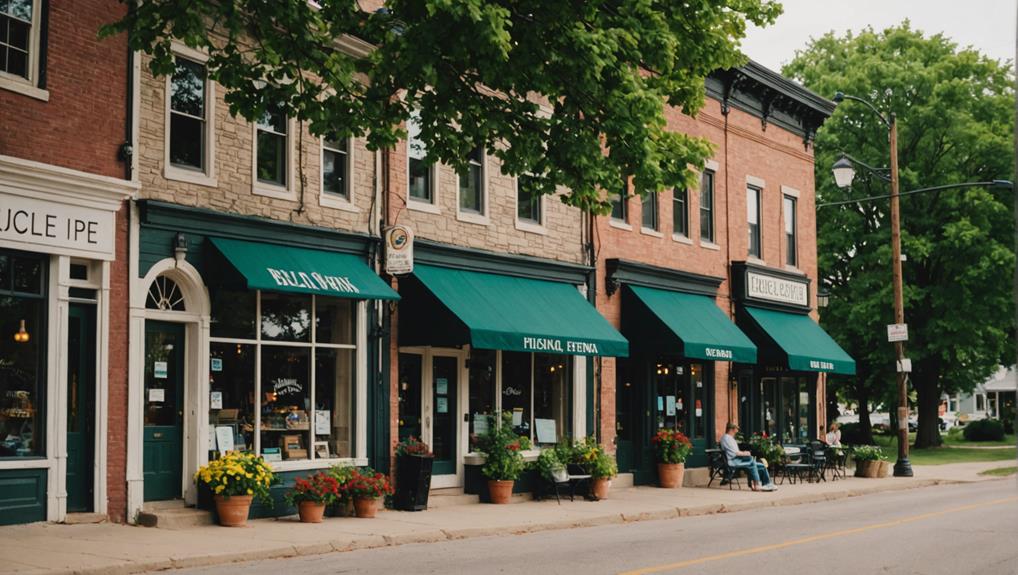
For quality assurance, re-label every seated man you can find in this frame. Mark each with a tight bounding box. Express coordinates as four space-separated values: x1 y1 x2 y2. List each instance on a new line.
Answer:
720 422 777 492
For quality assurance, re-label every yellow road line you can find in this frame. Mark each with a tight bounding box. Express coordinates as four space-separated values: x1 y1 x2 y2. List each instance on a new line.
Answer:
619 495 1018 575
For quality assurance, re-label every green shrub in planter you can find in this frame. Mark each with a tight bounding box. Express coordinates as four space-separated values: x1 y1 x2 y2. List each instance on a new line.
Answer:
852 445 884 461
963 419 1005 442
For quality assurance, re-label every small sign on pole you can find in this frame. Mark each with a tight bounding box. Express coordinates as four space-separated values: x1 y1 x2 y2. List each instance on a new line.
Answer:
896 358 912 373
384 225 414 275
887 323 909 342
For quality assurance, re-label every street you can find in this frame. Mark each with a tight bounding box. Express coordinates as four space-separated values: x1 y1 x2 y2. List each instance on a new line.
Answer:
177 480 1018 575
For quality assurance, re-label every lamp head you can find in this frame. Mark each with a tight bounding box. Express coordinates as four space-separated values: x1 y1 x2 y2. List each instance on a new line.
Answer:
833 91 845 103
832 155 856 189
817 289 831 309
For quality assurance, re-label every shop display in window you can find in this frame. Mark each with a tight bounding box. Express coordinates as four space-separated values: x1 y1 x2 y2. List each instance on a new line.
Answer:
0 252 46 458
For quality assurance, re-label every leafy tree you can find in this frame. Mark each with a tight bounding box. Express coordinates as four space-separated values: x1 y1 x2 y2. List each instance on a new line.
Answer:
784 23 1015 448
101 0 781 213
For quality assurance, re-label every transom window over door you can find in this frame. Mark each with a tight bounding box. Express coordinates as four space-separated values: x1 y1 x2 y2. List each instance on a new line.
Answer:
169 57 207 171
256 105 288 188
0 0 34 80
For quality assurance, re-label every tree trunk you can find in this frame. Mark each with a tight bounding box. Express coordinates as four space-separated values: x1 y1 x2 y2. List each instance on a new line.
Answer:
855 380 876 445
913 368 943 448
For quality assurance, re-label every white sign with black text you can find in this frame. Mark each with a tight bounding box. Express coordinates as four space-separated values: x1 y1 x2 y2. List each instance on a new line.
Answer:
384 225 414 275
746 271 809 307
0 193 115 259
887 324 909 342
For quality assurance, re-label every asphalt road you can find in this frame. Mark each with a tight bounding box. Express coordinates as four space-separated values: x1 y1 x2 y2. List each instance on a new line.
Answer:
177 480 1018 575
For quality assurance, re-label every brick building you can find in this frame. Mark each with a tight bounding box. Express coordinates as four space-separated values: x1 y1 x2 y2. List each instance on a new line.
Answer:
0 0 136 524
597 63 855 485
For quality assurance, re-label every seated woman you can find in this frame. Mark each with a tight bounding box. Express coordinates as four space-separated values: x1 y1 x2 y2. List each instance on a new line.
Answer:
826 422 843 447
719 422 777 492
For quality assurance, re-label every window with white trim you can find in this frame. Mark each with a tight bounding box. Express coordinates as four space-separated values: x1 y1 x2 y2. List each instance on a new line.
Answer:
611 181 628 223
784 195 797 266
516 174 542 225
0 0 37 82
256 105 288 188
641 191 659 231
168 57 208 172
976 394 986 412
700 171 715 242
672 188 688 237
407 111 434 203
322 137 350 200
458 146 484 214
208 289 357 463
747 186 761 258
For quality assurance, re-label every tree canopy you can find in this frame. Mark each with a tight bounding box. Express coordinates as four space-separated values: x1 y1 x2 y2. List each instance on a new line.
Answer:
784 23 1016 446
101 0 781 213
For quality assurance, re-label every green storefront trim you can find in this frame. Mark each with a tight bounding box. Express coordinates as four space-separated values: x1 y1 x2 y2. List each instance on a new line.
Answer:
743 306 856 375
0 468 46 525
409 264 628 357
626 285 757 364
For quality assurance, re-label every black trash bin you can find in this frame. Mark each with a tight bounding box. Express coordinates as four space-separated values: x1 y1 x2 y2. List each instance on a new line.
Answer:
394 454 434 511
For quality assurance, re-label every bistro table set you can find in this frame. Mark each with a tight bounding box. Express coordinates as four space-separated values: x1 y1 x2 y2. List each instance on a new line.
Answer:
707 443 852 489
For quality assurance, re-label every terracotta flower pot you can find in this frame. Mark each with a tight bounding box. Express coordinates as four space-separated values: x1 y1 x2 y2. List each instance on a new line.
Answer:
214 494 253 527
487 479 514 504
353 497 378 518
298 501 326 523
591 478 611 500
657 463 685 488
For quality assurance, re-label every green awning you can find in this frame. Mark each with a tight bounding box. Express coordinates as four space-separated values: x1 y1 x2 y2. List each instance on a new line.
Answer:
208 237 399 300
411 264 628 357
627 286 757 363
743 306 856 375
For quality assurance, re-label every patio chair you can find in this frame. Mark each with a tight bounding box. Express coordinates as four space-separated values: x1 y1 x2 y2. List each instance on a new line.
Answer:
707 449 746 490
808 441 828 483
547 464 594 504
778 445 811 485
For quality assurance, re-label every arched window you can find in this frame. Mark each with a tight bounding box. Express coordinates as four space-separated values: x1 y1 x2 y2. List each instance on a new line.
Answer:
146 275 186 311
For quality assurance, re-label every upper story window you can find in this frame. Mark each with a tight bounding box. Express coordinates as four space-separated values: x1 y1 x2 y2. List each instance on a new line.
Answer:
256 104 288 188
673 188 688 237
517 174 542 225
169 57 207 172
641 191 658 231
322 137 349 200
1 1 34 81
458 146 484 214
611 182 628 223
784 195 797 266
699 171 715 242
407 111 434 204
747 186 761 258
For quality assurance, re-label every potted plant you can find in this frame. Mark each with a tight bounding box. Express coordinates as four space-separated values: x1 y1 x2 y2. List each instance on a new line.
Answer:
194 451 274 527
326 464 356 517
394 436 434 511
285 471 339 523
342 467 393 518
651 429 692 488
747 432 785 469
580 438 617 500
852 445 885 478
476 412 526 504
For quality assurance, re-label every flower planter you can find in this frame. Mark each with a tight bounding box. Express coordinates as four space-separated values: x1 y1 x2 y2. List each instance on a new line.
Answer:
877 460 891 477
353 497 379 518
591 478 611 500
395 454 434 511
657 463 685 488
487 479 514 504
297 501 326 523
855 460 884 478
214 494 253 527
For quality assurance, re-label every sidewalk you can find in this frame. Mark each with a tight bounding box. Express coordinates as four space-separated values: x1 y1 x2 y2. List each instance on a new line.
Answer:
0 462 1007 575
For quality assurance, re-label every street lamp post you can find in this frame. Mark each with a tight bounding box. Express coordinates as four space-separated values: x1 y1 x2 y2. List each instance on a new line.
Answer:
831 91 913 477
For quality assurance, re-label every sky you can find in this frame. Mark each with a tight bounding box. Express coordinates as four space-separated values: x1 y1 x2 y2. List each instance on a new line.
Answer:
741 0 1017 73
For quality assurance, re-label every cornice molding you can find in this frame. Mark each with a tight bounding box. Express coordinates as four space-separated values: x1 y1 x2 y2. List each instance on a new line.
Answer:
605 258 723 297
0 154 137 211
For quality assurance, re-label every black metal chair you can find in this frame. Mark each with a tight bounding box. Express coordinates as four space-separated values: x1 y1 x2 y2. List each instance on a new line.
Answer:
707 448 745 490
778 445 811 484
807 441 828 483
547 464 594 504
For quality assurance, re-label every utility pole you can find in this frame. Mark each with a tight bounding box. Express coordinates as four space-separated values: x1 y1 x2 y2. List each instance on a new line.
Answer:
889 114 913 477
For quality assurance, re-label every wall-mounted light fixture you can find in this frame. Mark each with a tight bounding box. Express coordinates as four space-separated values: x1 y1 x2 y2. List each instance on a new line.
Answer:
13 320 29 343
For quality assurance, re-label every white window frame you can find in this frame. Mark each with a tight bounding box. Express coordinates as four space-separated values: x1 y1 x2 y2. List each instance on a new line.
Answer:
514 174 546 234
208 291 368 472
781 185 801 271
318 136 357 211
975 393 986 412
640 191 662 237
455 147 489 225
746 175 766 264
251 110 296 200
0 0 48 101
406 111 440 214
164 44 217 187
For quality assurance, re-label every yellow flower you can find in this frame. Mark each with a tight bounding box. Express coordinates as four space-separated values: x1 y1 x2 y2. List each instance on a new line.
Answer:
247 489 253 495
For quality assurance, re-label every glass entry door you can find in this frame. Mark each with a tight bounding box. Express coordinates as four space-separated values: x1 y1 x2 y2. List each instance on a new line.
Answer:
143 321 185 501
430 355 458 477
397 349 464 488
652 358 711 467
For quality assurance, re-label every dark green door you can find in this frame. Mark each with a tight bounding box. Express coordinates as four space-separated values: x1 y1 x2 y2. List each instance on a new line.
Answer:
66 304 95 513
649 358 713 469
143 321 185 502
431 356 458 476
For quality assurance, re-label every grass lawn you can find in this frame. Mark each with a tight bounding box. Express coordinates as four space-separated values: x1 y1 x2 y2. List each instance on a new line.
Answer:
872 435 1017 465
942 431 1015 447
978 466 1017 477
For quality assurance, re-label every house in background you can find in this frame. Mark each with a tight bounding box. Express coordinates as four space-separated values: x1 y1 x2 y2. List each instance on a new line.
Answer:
941 366 1017 428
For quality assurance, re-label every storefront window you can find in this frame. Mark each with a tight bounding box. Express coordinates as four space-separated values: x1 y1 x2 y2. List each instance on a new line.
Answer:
209 290 357 464
468 349 496 451
781 376 797 443
533 355 569 444
690 363 705 439
760 377 778 438
0 251 46 458
501 351 532 439
397 353 423 442
653 360 705 439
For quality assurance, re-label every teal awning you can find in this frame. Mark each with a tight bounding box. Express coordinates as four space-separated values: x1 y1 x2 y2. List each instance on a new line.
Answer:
208 237 399 300
627 286 757 363
743 306 856 375
410 264 628 357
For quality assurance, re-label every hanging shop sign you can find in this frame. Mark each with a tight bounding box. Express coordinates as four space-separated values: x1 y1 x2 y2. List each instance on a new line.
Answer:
0 193 115 259
384 225 414 275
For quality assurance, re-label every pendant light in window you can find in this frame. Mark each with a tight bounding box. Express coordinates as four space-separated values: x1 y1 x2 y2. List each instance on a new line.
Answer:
13 320 29 343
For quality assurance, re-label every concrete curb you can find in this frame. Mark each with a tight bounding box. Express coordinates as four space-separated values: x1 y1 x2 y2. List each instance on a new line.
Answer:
62 478 975 575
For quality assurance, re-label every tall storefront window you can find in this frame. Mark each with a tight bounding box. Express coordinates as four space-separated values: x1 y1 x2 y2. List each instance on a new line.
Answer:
468 350 496 451
759 377 778 437
653 360 706 440
0 251 46 458
781 375 811 443
209 289 356 463
498 352 571 446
